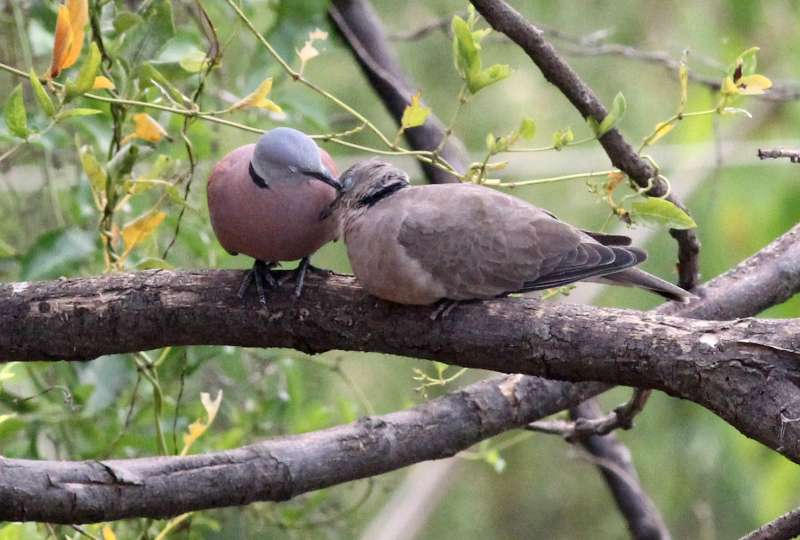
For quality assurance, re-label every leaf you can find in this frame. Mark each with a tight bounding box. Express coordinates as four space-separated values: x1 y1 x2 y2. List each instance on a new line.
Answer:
231 78 282 113
179 49 209 73
80 355 134 415
631 198 697 230
400 92 431 129
720 76 739 96
181 390 223 456
0 237 17 258
518 117 536 140
66 41 102 98
451 15 479 77
78 145 108 204
49 5 73 78
19 227 97 280
597 92 626 136
643 120 676 147
135 257 175 270
736 74 772 95
29 69 55 117
93 75 115 90
4 84 29 139
0 414 16 426
552 127 574 150
467 63 512 94
62 0 89 70
121 210 167 253
113 11 143 34
59 107 103 119
102 527 117 540
123 113 168 144
0 363 18 382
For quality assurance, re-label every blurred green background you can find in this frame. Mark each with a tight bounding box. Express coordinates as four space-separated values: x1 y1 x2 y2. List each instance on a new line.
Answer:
0 0 799 538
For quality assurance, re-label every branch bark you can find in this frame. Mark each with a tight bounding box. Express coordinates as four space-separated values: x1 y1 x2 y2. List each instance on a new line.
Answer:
0 222 798 522
2 235 800 462
740 505 800 540
329 0 468 183
468 0 701 290
0 375 604 523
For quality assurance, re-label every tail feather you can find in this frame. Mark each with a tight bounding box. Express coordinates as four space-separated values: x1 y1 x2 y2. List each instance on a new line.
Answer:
599 267 696 303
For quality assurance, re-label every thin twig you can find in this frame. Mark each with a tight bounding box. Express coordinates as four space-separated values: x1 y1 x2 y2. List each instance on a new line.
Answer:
757 148 800 163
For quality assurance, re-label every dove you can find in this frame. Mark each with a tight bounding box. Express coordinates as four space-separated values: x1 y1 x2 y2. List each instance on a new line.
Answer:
207 127 340 303
328 159 692 316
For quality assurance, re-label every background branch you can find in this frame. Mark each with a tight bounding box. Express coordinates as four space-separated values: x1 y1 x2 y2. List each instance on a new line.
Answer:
468 0 701 290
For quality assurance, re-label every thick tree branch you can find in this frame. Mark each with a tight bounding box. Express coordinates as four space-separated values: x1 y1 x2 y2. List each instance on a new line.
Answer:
0 222 798 523
468 0 701 290
329 0 468 183
2 261 800 461
0 375 604 523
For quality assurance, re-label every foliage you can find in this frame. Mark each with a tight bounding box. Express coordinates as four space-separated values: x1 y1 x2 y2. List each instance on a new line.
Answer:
0 1 797 539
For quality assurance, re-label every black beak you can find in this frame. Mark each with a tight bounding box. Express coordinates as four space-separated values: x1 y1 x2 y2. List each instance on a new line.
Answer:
305 169 342 191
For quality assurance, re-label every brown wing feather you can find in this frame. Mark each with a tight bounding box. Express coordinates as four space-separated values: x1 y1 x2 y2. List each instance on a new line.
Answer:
396 184 643 300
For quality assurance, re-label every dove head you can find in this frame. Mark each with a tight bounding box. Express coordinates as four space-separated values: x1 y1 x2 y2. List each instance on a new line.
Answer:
334 159 410 211
249 127 339 190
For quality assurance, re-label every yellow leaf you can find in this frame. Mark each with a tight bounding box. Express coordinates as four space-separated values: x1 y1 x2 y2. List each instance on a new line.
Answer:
102 526 117 540
606 171 626 193
231 78 282 113
121 210 166 253
49 6 73 78
201 390 223 425
736 74 772 95
647 120 676 146
401 92 431 129
123 113 168 144
678 51 688 112
62 0 89 70
720 76 739 97
93 75 115 90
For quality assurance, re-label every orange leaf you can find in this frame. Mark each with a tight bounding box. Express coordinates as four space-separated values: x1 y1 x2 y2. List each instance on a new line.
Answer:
62 0 89 70
49 6 73 78
123 113 168 144
93 76 115 90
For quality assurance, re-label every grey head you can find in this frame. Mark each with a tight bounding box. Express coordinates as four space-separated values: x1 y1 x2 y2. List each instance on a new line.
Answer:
333 159 410 212
249 127 339 190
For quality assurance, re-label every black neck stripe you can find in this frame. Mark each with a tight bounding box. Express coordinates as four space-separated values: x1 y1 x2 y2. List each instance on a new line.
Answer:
249 162 269 189
358 182 407 207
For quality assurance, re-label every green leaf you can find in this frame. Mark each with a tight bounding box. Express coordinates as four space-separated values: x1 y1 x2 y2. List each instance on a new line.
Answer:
67 42 102 99
179 48 210 73
631 197 697 230
113 11 144 34
467 64 512 94
28 69 55 117
80 355 135 415
0 237 17 258
552 127 574 150
485 132 496 153
135 257 175 270
400 93 431 129
4 84 29 139
518 117 536 140
0 522 38 540
78 145 108 195
596 92 626 136
19 227 98 280
59 108 103 120
452 16 479 78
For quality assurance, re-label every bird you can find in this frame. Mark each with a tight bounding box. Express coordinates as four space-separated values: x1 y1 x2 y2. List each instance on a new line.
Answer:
327 159 693 317
207 127 341 304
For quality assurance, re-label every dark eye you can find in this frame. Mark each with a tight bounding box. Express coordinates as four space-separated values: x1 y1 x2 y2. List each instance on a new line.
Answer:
342 175 354 190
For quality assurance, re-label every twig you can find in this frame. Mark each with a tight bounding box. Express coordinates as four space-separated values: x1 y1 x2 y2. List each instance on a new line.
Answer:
757 148 800 163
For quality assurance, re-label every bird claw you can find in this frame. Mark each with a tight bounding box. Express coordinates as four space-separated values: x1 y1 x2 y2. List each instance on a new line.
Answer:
430 299 460 321
237 260 278 305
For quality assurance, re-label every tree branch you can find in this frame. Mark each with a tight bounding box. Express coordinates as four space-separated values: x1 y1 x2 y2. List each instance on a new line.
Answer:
568 400 672 540
757 148 800 164
0 375 604 523
0 222 798 523
740 506 800 540
468 0 701 290
328 0 468 183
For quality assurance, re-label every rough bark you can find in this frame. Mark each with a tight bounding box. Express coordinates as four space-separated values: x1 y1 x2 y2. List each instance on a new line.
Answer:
0 376 603 523
2 265 800 461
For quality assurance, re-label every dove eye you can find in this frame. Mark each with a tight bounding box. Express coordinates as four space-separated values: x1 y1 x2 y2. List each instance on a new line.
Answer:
342 175 354 190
